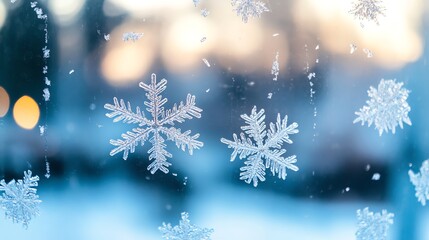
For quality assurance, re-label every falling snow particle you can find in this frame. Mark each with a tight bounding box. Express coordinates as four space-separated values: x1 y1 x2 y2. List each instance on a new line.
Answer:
104 73 203 174
69 69 75 75
272 33 279 37
122 32 144 42
172 173 178 177
363 48 373 58
372 173 381 181
202 58 211 67
315 45 320 50
193 0 200 7
308 72 316 80
159 212 214 240
43 66 48 74
231 0 269 23
350 44 358 54
201 9 210 17
200 37 207 43
42 46 50 58
183 177 188 186
221 106 299 187
353 79 411 136
104 34 110 41
42 88 50 101
205 89 210 93
39 125 45 136
356 208 394 240
267 93 273 99
271 52 279 81
346 187 350 192
44 77 50 86
409 160 429 206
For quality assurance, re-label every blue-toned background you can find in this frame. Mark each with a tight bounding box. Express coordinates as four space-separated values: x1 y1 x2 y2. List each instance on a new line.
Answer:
0 0 428 239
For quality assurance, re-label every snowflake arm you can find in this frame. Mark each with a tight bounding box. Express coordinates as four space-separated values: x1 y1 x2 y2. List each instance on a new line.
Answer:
109 127 152 160
0 170 41 228
147 131 172 174
139 74 168 123
221 106 299 187
231 0 269 23
349 0 386 25
159 212 214 240
356 208 394 240
162 127 203 155
409 160 429 206
160 94 202 126
354 79 411 136
104 97 151 126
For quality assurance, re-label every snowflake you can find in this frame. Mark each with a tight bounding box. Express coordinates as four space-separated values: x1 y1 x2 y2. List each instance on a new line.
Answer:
122 32 144 42
271 52 279 81
356 208 394 240
104 73 203 174
353 79 411 136
409 160 429 206
0 170 41 228
159 212 213 240
231 0 269 23
349 0 386 25
220 106 299 187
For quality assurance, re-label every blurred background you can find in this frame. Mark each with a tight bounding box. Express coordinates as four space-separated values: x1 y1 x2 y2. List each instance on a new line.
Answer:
0 0 429 239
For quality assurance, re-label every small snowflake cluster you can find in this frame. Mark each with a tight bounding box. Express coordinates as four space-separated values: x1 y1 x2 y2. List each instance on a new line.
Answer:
354 79 411 136
231 0 269 23
356 208 394 240
221 106 299 187
409 160 429 206
349 0 386 25
0 170 41 228
159 212 213 240
122 32 144 42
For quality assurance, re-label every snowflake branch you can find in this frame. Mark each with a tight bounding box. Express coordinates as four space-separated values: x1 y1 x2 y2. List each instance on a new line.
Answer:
160 94 202 125
109 127 153 160
265 114 299 149
139 73 168 123
104 97 151 126
240 153 266 187
263 150 298 180
240 106 266 147
162 127 203 155
147 131 172 174
220 133 259 161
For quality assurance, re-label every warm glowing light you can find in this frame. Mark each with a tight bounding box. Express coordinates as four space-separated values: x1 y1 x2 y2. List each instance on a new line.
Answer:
13 96 40 130
48 0 86 25
0 86 9 117
0 1 6 30
101 22 156 87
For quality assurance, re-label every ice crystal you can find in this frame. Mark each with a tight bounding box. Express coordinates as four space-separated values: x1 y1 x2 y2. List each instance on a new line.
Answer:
0 170 41 228
104 73 203 174
122 32 144 42
354 79 411 136
409 160 429 206
349 0 386 25
42 88 50 101
221 106 299 187
201 9 210 17
231 0 269 23
159 212 213 240
271 52 279 81
356 208 394 240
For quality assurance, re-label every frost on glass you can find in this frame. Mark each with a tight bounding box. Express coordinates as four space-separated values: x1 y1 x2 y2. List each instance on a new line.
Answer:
271 51 279 81
356 208 394 240
0 170 41 228
231 0 269 23
349 0 386 26
409 160 429 206
104 73 203 174
122 32 144 42
221 106 299 187
159 212 214 240
353 79 411 136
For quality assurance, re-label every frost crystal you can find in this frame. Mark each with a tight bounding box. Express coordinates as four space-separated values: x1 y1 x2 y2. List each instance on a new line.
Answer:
104 73 203 174
354 79 411 136
221 106 299 187
201 9 210 17
193 0 200 7
349 0 386 25
42 88 50 101
122 32 144 42
271 52 279 81
0 170 41 228
409 160 429 206
159 212 214 240
356 208 394 240
231 0 269 23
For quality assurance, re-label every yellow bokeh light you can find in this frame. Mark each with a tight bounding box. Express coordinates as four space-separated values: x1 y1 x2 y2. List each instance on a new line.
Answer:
13 96 40 130
0 86 10 117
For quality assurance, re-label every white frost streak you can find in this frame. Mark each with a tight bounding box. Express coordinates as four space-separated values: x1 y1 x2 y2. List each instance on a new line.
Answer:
122 32 144 42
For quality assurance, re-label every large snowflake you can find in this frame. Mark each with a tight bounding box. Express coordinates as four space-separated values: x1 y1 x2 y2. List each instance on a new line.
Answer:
356 208 394 240
353 79 411 136
231 0 269 23
0 170 41 228
221 106 299 187
104 73 203 174
159 212 214 240
349 0 386 25
409 160 429 206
